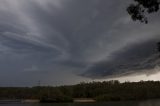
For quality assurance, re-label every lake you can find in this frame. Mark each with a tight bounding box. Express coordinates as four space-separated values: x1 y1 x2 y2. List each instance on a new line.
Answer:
1 99 160 106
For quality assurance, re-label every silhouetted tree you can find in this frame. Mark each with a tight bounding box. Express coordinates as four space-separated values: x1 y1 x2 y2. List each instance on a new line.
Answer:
2 81 160 102
127 0 160 24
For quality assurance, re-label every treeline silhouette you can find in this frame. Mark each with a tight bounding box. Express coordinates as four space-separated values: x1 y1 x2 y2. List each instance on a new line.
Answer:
1 80 160 102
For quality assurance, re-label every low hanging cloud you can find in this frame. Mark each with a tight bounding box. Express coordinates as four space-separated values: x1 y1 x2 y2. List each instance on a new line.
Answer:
82 38 160 78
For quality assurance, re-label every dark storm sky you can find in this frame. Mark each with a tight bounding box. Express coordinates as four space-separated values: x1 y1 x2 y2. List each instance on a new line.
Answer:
0 0 160 86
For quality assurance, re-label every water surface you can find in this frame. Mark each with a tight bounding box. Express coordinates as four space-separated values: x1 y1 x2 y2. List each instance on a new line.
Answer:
1 99 160 106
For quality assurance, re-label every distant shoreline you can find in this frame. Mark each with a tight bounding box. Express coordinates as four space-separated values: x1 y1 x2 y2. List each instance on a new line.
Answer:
0 99 40 104
73 98 96 103
1 81 160 103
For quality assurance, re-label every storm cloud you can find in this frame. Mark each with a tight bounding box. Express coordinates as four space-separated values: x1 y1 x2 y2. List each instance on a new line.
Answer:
0 0 160 86
83 38 160 78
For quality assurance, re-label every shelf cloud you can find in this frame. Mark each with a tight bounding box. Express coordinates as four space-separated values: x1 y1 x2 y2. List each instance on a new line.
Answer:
0 0 160 86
